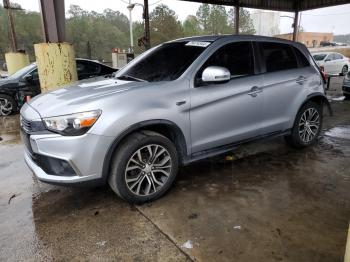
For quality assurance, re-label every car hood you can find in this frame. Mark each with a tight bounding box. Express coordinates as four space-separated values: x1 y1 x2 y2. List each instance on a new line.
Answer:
0 77 16 85
27 76 152 118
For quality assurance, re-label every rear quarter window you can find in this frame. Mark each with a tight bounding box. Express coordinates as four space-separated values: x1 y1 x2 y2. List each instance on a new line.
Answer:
292 47 310 67
260 42 298 72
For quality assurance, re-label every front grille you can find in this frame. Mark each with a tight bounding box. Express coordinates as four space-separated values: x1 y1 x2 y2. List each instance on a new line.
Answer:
20 116 46 133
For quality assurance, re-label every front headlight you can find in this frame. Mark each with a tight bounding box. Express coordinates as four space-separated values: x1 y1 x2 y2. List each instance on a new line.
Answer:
43 110 101 136
345 72 350 80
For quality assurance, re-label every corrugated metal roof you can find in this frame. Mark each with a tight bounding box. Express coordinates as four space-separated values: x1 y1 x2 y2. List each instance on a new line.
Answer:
178 0 350 11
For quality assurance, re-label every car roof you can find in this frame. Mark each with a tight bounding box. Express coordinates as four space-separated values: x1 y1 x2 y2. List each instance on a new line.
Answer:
168 35 308 52
170 34 301 45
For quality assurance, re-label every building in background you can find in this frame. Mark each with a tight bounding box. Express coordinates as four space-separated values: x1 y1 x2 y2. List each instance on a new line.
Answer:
251 11 280 36
275 32 334 47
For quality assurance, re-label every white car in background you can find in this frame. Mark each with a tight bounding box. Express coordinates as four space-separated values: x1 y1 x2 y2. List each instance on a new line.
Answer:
312 52 350 76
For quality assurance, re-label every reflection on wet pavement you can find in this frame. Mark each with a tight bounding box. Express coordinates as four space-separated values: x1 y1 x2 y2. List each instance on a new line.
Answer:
1 100 350 261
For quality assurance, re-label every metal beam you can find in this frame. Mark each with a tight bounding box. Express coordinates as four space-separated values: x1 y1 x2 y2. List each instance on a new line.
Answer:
3 0 17 51
38 0 65 42
234 4 239 35
144 0 151 49
292 10 299 41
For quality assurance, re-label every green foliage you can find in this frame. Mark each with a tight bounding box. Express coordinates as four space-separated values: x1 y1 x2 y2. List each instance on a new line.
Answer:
149 4 183 46
228 7 256 34
183 15 201 37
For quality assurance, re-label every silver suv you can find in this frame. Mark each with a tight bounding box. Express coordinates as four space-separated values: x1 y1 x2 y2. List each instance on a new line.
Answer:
21 35 330 203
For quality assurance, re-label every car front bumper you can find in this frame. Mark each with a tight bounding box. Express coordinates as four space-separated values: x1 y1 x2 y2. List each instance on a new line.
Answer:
343 83 350 95
22 129 114 185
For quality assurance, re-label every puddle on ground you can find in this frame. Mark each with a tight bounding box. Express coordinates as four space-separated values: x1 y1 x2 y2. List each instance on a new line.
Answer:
325 125 350 140
330 96 345 101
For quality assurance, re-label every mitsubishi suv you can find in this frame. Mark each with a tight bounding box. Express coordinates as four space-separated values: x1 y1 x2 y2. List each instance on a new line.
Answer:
21 35 331 203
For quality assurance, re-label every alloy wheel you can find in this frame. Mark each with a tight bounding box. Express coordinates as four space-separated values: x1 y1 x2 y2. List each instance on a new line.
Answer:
0 98 13 116
298 107 320 143
125 144 172 196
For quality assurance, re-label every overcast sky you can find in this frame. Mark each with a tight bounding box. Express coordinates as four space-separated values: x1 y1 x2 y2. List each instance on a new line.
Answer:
12 0 350 35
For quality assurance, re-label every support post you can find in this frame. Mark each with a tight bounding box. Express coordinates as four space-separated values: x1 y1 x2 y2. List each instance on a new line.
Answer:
3 0 17 51
36 0 77 92
144 0 151 49
234 4 239 35
3 0 29 75
292 10 299 41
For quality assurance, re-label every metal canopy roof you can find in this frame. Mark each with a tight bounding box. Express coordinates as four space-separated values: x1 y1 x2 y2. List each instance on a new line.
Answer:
178 0 350 12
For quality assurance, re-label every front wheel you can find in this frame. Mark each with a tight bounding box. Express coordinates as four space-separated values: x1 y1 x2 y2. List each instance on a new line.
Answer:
285 101 323 148
108 131 178 203
0 94 17 116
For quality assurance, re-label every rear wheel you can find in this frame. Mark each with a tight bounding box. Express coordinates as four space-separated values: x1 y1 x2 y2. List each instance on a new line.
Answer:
108 131 178 203
0 94 16 116
344 94 350 100
285 101 322 148
341 65 348 76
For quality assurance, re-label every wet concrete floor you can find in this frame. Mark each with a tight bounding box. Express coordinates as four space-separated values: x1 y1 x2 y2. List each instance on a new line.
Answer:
1 97 350 261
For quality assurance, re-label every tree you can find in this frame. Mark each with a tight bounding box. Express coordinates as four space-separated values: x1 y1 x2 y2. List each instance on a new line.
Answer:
149 4 183 46
208 5 231 34
228 7 256 34
183 15 201 37
196 4 210 33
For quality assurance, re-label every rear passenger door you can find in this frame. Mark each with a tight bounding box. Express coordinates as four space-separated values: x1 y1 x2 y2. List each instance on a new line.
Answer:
190 41 264 153
258 42 313 134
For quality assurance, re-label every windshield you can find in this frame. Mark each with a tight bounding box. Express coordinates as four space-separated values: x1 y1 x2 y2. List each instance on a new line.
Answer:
8 63 36 79
313 54 327 61
116 41 211 82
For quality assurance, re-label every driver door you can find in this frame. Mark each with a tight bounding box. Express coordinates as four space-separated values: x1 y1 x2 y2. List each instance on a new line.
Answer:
190 41 264 153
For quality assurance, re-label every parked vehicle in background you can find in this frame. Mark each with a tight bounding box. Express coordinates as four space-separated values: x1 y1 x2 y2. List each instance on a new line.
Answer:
319 41 336 47
312 52 350 76
0 59 117 116
342 71 350 99
21 35 331 203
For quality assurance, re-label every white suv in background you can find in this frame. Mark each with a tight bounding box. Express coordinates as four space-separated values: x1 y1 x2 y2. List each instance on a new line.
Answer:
312 52 350 76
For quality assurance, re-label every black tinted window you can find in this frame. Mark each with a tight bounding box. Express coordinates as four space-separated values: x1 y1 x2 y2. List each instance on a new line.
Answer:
201 41 254 77
261 42 298 72
77 62 100 74
293 47 310 67
118 42 208 82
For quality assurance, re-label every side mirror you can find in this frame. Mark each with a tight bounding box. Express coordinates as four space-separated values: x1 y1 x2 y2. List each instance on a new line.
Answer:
202 66 231 83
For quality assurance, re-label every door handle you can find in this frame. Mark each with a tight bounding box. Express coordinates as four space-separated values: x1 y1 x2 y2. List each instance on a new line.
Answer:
296 76 306 85
176 100 186 106
247 86 262 97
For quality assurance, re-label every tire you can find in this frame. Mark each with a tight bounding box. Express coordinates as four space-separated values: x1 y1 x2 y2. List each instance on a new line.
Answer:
0 94 17 116
108 131 178 203
344 94 350 100
285 101 323 148
341 65 348 76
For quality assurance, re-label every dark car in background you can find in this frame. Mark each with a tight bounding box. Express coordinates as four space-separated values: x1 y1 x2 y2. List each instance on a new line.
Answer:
0 58 117 116
343 71 350 99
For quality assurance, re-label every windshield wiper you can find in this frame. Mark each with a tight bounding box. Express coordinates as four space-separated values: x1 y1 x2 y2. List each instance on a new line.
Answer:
116 75 147 82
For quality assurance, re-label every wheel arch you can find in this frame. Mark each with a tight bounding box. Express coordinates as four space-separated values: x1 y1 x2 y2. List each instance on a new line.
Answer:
101 120 188 182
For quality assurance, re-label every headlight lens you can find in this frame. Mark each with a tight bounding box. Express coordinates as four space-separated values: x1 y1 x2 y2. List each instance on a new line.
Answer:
345 72 350 80
43 110 101 136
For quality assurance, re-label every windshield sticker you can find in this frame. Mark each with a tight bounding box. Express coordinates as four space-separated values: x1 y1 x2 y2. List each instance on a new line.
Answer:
185 41 211 47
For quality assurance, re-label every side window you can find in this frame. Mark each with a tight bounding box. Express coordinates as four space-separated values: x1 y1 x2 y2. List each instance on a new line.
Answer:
77 62 100 75
199 41 254 79
334 53 343 60
261 42 298 72
29 69 39 81
326 54 334 61
292 47 310 67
